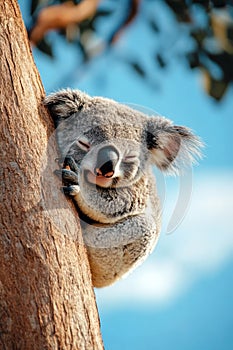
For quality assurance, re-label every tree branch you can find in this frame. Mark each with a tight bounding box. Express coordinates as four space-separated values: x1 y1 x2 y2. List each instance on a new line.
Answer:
30 0 100 44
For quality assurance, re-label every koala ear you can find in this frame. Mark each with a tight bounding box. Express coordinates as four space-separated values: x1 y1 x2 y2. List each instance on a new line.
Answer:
146 117 203 174
44 89 87 127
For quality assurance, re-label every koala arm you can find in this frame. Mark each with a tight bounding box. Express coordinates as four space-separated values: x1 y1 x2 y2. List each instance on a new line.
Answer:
82 201 161 288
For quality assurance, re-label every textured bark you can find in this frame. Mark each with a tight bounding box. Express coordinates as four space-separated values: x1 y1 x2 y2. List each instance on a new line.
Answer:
0 1 104 349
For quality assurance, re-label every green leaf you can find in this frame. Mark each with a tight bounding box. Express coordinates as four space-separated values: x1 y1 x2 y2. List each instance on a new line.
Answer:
30 0 50 16
128 61 146 77
156 53 166 68
77 41 89 62
36 38 54 58
190 29 207 46
209 78 228 101
165 0 191 22
148 18 160 33
204 72 228 101
186 51 200 69
30 0 40 15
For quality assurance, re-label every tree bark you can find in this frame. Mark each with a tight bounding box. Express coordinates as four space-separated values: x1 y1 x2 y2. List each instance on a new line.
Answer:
0 1 104 349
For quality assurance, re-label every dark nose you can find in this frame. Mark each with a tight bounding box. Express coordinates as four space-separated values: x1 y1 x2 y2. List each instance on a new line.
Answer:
95 146 119 178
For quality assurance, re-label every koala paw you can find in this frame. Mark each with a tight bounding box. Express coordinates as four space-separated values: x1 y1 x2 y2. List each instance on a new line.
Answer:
54 169 78 184
62 169 79 185
54 155 80 186
62 185 80 196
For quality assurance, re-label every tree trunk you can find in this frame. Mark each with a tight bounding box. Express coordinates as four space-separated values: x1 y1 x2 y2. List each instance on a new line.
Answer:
0 1 104 349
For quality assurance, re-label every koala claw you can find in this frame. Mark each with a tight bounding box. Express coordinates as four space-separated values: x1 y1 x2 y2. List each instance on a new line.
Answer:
62 185 80 196
61 169 79 185
63 156 79 174
54 168 79 185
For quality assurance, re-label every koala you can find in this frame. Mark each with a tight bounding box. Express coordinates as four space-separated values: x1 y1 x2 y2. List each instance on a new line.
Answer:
44 89 202 288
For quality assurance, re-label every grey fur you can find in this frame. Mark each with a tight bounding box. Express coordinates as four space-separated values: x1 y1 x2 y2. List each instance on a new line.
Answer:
44 89 202 288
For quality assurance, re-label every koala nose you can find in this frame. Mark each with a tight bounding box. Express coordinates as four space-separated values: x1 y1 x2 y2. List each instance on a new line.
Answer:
95 146 119 178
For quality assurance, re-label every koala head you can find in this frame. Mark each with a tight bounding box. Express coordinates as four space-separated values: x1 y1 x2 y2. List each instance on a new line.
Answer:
44 89 202 222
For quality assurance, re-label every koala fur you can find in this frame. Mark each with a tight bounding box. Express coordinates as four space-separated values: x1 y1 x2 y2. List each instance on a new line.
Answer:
44 89 202 288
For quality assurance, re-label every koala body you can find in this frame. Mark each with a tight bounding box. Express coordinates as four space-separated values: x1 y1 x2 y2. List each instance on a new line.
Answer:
44 89 202 287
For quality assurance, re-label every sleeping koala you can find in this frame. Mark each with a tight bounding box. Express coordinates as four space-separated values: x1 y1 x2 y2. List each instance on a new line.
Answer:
44 89 202 288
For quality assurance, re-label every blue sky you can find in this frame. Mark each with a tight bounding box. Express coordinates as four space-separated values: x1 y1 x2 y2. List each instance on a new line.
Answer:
19 1 233 349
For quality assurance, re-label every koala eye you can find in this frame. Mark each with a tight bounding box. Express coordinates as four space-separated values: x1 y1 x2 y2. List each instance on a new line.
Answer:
76 137 90 152
123 154 138 163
